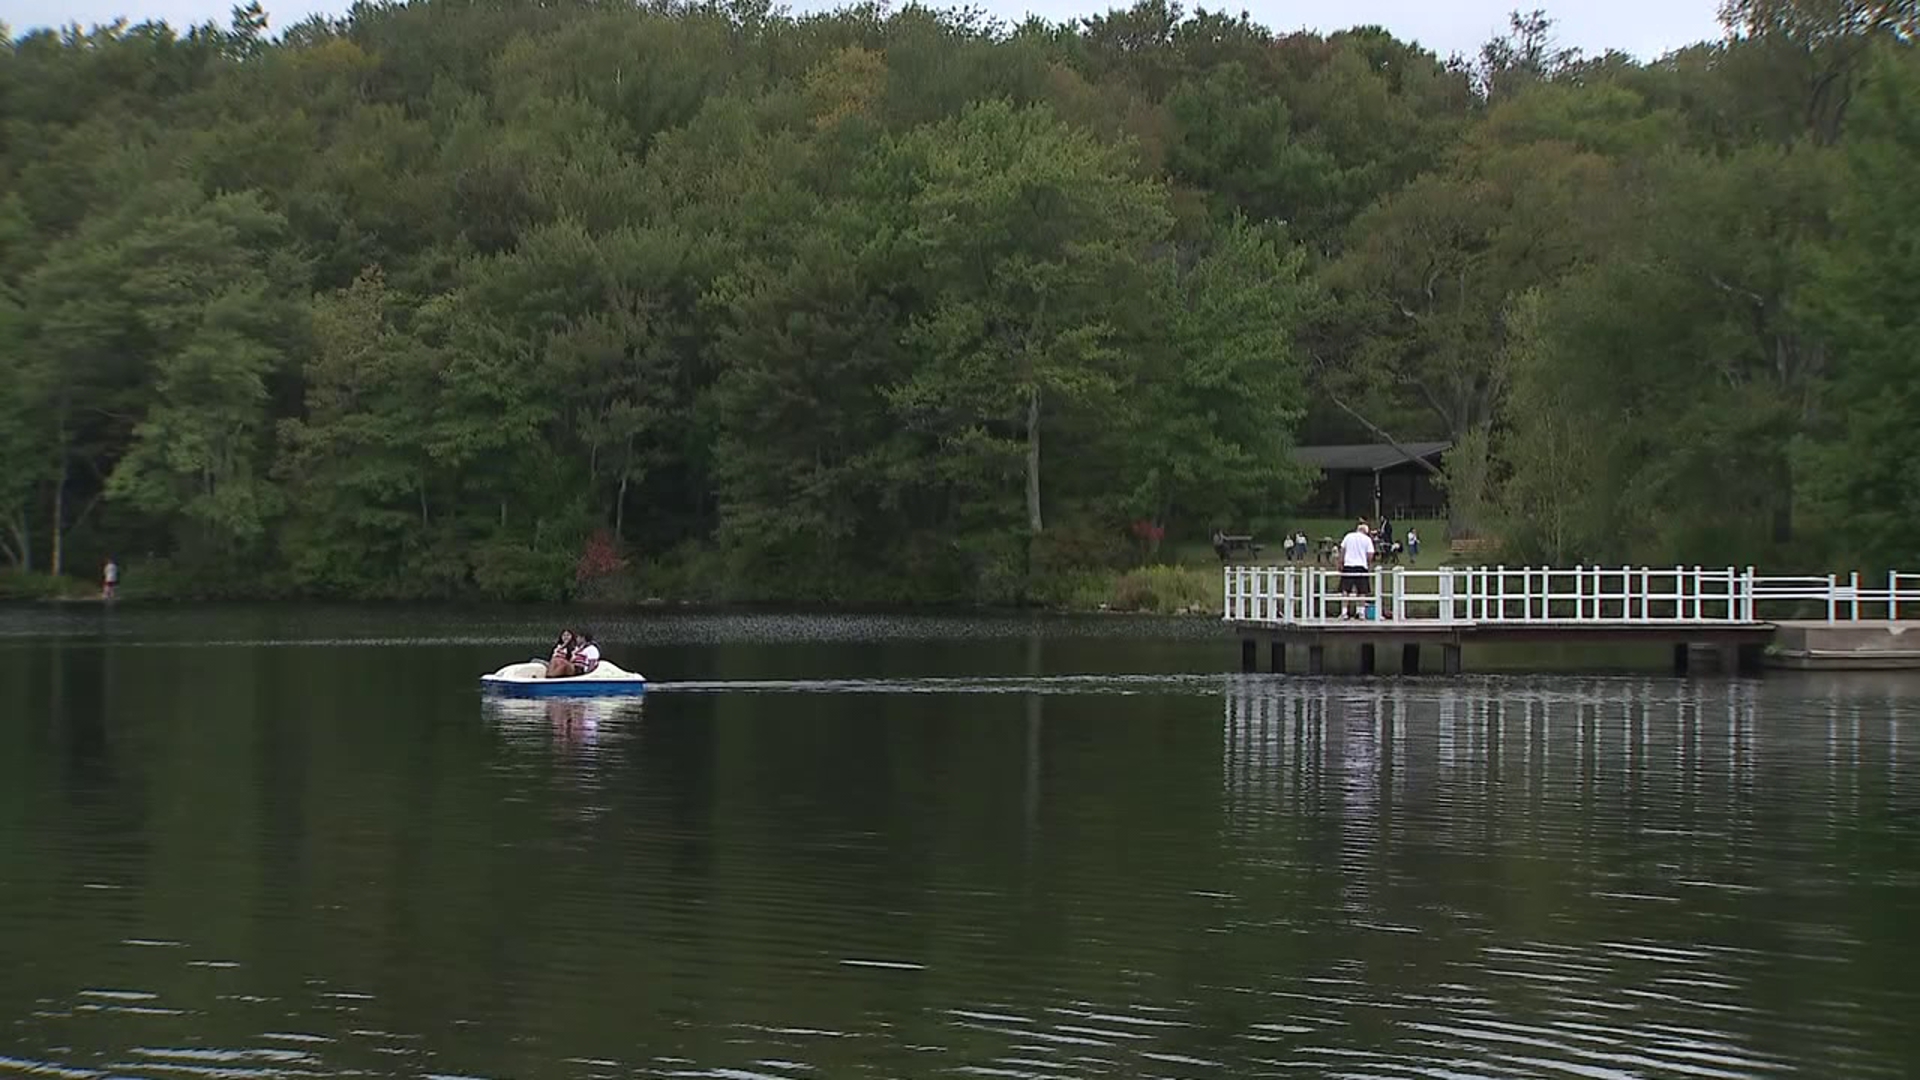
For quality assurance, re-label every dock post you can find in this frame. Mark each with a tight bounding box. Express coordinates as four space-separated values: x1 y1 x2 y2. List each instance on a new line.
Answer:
1240 639 1256 673
1359 643 1376 675
1307 645 1325 676
1442 643 1462 675
1672 643 1690 676
1402 642 1421 675
1737 642 1767 675
1269 640 1285 675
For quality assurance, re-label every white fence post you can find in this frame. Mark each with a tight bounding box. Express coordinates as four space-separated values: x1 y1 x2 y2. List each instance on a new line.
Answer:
1827 574 1838 622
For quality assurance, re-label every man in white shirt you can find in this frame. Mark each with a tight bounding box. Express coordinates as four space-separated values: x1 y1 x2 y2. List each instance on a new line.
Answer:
1337 520 1375 620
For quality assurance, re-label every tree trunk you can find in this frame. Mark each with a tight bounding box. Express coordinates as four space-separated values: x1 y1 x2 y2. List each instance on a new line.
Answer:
1771 456 1793 545
2 515 27 571
50 452 66 577
615 472 630 541
1442 424 1490 541
1024 386 1043 534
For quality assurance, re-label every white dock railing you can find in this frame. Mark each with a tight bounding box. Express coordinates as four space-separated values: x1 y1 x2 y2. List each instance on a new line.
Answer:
1224 566 1920 627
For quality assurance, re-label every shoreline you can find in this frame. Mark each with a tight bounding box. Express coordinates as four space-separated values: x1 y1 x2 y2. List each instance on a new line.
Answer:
11 594 1224 618
3 564 1230 617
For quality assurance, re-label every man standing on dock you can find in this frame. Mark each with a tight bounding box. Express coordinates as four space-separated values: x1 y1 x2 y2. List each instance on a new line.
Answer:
1338 520 1375 620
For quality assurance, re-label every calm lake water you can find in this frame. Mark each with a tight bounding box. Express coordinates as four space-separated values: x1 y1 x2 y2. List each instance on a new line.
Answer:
4 606 1919 1079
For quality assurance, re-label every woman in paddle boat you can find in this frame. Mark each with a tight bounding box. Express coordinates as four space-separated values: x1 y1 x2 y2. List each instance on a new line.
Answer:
545 629 578 679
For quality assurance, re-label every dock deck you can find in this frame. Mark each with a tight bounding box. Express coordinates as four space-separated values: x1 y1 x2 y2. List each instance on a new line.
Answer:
1226 566 1918 674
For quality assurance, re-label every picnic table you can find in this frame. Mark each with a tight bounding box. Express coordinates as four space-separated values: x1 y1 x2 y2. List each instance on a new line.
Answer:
1213 533 1264 561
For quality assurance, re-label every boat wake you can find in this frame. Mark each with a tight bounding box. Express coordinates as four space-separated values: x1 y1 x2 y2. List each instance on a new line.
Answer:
644 673 1232 696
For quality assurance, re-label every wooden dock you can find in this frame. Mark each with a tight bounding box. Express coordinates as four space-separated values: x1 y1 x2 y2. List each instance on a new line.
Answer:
1226 566 1919 675
1768 621 1920 670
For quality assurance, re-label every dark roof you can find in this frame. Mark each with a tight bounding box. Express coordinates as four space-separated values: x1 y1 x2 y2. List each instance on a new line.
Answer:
1295 441 1451 472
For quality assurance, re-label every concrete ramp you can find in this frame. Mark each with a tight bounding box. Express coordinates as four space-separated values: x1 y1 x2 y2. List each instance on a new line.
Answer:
1769 621 1920 670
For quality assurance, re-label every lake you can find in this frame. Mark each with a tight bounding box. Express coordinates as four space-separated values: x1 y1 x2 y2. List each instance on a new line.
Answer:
3 606 1918 1078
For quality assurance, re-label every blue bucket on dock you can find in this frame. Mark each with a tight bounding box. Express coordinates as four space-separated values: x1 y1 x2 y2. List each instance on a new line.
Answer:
1365 602 1379 621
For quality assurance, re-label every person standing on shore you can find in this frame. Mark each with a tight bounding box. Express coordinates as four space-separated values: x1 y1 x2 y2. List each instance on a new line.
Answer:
1338 521 1374 620
102 557 119 601
1407 528 1421 564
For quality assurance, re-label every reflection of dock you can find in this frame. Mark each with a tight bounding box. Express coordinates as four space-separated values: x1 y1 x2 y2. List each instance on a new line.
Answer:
1221 679 1770 812
1226 567 1920 675
1219 676 1911 826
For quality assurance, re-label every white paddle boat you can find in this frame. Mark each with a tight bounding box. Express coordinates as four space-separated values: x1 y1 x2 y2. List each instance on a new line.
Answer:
480 659 647 697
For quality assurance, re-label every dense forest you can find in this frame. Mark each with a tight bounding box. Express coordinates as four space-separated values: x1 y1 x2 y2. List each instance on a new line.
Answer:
0 0 1915 602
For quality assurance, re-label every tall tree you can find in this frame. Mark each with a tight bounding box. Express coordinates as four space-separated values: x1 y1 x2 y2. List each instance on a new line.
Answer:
1328 136 1614 531
888 100 1170 546
277 271 447 594
105 190 305 561
1718 0 1919 144
1129 219 1317 538
1799 46 1920 568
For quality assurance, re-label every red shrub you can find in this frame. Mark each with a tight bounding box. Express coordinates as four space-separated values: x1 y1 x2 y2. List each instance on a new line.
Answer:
575 528 628 584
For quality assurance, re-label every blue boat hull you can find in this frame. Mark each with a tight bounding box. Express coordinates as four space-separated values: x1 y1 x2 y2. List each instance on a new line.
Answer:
483 680 646 698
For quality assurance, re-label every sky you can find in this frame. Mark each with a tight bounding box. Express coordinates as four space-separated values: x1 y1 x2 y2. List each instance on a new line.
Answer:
1 0 1729 62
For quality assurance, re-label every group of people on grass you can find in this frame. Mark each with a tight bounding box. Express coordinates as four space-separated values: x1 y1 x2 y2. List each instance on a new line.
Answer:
1275 520 1419 568
546 629 602 678
1371 518 1419 565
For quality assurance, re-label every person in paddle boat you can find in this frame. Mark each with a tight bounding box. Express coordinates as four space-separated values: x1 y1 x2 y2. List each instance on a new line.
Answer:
571 631 601 676
545 629 579 678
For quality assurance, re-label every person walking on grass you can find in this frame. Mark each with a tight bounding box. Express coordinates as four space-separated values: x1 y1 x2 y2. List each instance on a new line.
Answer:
1407 527 1421 564
1338 520 1374 620
101 557 119 601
